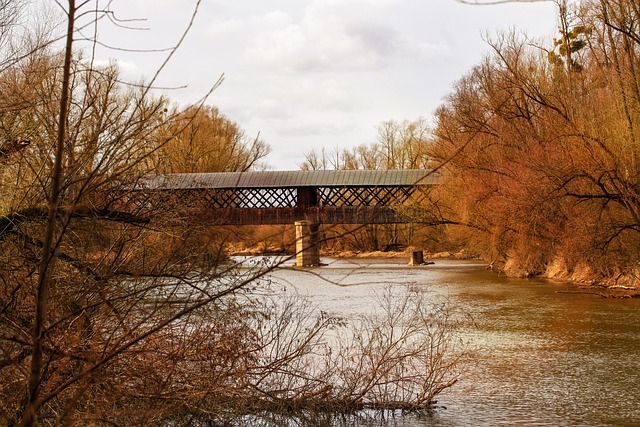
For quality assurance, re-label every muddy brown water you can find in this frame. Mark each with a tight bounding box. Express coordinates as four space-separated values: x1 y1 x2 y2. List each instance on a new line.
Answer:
233 256 640 426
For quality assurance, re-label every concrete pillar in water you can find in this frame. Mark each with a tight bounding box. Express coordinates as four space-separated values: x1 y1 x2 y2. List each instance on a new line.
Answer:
295 220 320 267
409 250 424 266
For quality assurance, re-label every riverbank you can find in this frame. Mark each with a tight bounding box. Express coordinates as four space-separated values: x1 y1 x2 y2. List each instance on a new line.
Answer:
228 244 477 261
321 248 478 260
333 251 640 295
495 252 640 290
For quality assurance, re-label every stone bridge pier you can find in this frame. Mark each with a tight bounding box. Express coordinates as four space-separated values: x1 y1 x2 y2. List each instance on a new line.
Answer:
295 220 320 267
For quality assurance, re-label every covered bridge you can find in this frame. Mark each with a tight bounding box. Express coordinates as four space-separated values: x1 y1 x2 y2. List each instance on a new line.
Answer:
132 169 437 225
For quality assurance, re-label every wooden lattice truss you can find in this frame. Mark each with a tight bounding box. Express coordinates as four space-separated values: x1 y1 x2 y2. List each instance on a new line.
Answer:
126 185 422 211
317 186 417 207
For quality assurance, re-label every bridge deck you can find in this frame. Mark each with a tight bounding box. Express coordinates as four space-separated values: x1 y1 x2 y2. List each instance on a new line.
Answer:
166 206 422 225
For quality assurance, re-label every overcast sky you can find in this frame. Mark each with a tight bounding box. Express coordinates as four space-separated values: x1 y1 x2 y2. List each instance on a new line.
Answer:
89 0 558 170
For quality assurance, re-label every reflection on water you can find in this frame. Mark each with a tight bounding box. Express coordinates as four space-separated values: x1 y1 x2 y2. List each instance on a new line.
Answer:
234 256 640 426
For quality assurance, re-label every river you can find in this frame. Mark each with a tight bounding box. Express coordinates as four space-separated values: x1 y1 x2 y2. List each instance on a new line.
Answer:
235 256 640 426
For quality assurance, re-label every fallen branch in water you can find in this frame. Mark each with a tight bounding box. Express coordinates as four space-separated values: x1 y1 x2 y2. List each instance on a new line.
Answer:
555 291 640 298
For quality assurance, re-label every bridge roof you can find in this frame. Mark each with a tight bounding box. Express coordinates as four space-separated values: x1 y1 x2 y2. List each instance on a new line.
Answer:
139 169 436 190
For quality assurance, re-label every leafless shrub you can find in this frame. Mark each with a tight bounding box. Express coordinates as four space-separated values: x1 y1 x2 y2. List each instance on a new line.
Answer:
194 284 464 419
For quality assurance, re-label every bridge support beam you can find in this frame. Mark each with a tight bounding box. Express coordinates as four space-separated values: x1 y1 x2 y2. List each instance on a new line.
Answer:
295 220 320 267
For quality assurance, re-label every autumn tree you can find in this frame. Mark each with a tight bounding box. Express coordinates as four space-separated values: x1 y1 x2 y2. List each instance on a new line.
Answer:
429 0 640 282
154 104 270 173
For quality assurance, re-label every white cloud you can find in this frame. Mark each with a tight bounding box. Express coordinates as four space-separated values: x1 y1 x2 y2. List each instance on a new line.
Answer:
114 59 144 75
271 115 357 137
225 76 365 135
242 0 409 73
204 18 246 40
415 41 450 58
128 0 194 14
290 78 360 110
91 58 146 83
